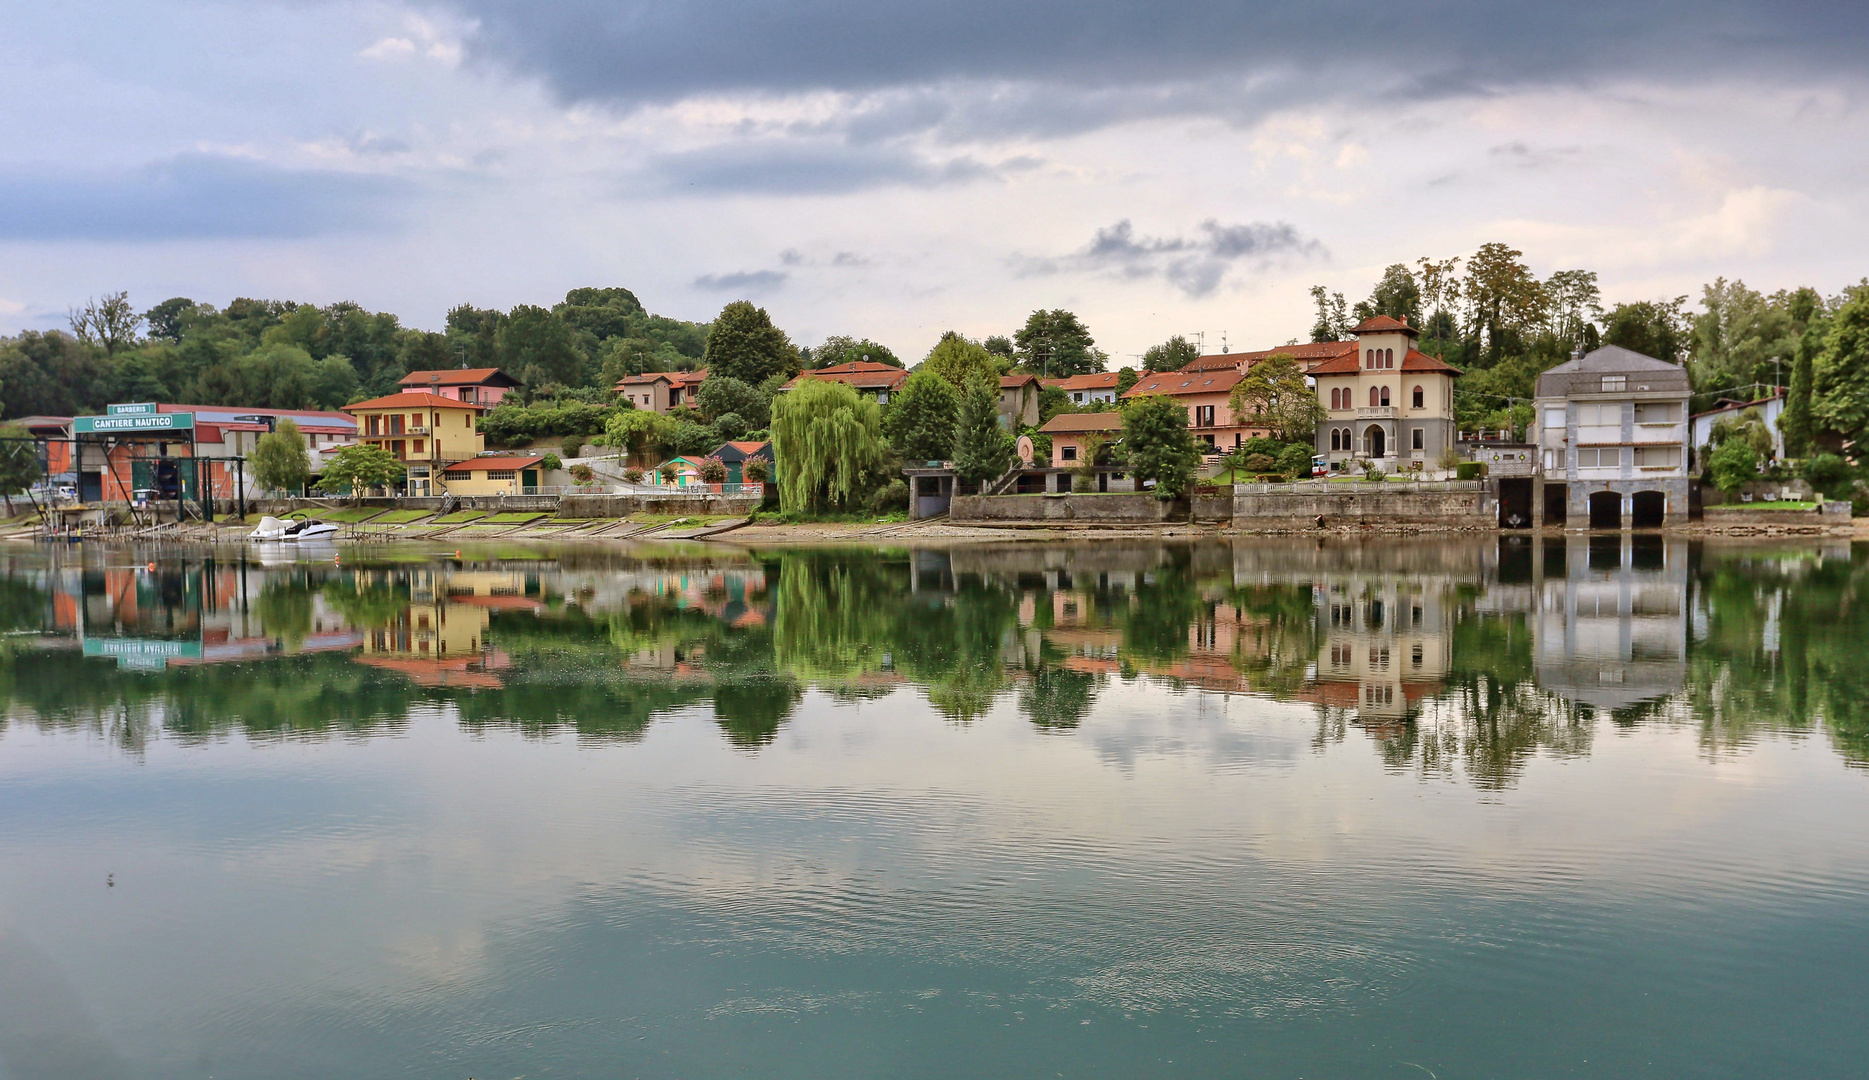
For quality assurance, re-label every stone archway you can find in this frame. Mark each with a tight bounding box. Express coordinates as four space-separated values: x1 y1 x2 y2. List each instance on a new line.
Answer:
1588 490 1622 530
1365 425 1386 459
1630 490 1667 528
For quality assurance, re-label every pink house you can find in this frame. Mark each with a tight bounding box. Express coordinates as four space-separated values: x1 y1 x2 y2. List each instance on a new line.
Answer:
1120 368 1271 453
398 368 523 407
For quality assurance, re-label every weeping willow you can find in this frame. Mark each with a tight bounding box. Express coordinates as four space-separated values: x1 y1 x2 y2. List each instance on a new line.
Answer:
770 379 883 513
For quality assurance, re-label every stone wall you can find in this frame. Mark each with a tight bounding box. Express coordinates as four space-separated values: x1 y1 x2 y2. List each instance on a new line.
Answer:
559 492 762 518
1698 504 1853 534
258 491 761 518
1228 481 1494 530
949 493 1185 523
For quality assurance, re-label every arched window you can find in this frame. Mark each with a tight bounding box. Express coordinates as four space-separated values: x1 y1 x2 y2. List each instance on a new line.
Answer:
1330 429 1341 450
1412 385 1424 408
1380 386 1391 407
1369 386 1379 407
1365 350 1374 369
1385 348 1394 368
1329 388 1338 409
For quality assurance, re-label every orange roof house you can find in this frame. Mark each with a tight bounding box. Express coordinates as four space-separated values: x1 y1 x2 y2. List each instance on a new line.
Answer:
615 370 707 412
1121 368 1267 452
783 361 908 403
398 368 522 406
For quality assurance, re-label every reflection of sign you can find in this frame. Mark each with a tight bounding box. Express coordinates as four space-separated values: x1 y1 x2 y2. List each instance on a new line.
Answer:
107 402 159 416
74 413 194 433
83 637 203 669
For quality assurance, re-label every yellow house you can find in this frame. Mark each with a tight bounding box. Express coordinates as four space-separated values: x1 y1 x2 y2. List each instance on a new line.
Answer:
441 454 547 495
1309 316 1461 470
342 391 488 495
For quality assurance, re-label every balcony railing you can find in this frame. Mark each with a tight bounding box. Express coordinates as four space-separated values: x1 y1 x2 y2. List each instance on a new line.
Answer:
1356 407 1397 419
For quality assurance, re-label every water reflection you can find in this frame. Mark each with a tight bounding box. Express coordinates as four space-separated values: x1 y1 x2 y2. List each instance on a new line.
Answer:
0 536 1863 779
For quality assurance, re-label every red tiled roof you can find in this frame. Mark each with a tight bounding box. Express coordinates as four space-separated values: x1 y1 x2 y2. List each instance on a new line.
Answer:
1122 369 1245 398
344 392 487 412
1000 373 1039 388
787 362 908 390
1310 348 1462 377
1038 413 1125 434
1180 341 1357 372
1041 372 1122 390
441 455 545 473
399 368 521 387
1352 314 1419 336
724 440 770 454
615 372 674 386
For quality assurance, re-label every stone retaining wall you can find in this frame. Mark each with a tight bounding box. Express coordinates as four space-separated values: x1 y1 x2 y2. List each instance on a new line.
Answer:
949 493 1184 523
1697 504 1853 533
1229 482 1494 530
258 492 761 518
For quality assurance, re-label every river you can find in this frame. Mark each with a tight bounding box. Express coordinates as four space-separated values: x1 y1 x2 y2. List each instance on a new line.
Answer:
0 535 1864 1079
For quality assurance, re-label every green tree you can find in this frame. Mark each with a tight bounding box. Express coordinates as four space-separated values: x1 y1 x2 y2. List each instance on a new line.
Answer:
1462 242 1547 358
883 368 961 463
143 297 197 343
1707 438 1760 493
601 409 668 465
1115 366 1140 395
316 444 405 497
1603 298 1689 365
1121 395 1201 498
1309 285 1352 342
982 335 1015 359
1690 278 1797 393
0 330 113 417
921 331 1001 388
1813 291 1869 458
0 426 42 513
250 418 313 495
1781 324 1820 456
769 379 883 513
705 300 799 386
498 305 587 390
1353 264 1422 325
1014 309 1105 376
807 335 900 369
1141 334 1200 372
67 291 143 357
1228 353 1325 444
952 372 1014 485
696 375 771 428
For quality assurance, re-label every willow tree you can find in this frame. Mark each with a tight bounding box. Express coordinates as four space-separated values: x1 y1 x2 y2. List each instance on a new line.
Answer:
770 379 882 513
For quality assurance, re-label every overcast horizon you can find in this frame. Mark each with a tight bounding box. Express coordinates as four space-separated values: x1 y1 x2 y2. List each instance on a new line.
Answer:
2 0 1865 361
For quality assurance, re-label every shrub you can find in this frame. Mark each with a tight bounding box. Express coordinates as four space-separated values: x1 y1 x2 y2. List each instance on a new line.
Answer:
622 466 645 484
742 458 770 484
569 463 595 484
866 478 908 514
1803 453 1853 498
540 452 562 472
1243 453 1277 473
1708 438 1761 493
1455 462 1485 480
698 456 728 484
657 462 681 484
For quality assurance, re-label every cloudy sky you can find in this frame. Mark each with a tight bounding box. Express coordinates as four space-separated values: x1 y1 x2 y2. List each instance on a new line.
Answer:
1 0 1864 360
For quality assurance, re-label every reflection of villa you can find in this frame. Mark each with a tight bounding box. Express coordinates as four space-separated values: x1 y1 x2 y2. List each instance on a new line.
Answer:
1533 537 1687 711
350 568 517 688
1310 573 1452 723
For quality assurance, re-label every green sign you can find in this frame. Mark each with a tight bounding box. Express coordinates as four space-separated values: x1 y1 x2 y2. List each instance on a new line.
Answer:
74 412 194 434
83 637 203 670
107 402 159 416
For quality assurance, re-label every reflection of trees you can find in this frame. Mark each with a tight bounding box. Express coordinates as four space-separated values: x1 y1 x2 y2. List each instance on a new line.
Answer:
712 677 803 747
1019 667 1097 730
1360 612 1592 789
1117 556 1204 661
1226 584 1319 699
254 575 314 649
1687 551 1869 767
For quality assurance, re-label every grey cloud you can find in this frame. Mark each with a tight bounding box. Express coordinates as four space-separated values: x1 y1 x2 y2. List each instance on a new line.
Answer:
831 252 871 267
456 0 1869 117
779 248 804 265
694 270 787 292
641 142 996 196
0 153 406 241
1022 218 1322 297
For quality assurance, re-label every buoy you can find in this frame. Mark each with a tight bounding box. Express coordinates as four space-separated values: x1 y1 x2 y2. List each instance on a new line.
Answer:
146 562 155 571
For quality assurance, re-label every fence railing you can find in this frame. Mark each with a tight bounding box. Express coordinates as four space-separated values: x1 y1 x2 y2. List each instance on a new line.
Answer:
1232 479 1485 495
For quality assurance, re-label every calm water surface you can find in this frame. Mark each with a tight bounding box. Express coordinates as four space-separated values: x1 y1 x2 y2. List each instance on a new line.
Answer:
0 536 1866 1079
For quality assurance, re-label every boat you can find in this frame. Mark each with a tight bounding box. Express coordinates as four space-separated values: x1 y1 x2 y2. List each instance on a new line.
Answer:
249 516 341 542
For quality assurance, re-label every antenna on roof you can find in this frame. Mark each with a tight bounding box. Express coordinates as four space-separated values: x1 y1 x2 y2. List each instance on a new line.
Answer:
1220 332 1229 355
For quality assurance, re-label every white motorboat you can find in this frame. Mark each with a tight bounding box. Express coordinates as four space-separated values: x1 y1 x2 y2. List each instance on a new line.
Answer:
249 516 341 541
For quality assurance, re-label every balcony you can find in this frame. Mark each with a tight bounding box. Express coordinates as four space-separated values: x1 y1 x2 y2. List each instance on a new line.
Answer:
1356 407 1397 420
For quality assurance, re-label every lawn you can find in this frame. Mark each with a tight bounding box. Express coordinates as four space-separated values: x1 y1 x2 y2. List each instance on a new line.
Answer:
285 507 382 522
1710 500 1820 511
431 511 486 524
368 509 432 524
477 512 548 525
